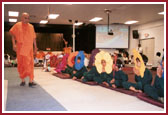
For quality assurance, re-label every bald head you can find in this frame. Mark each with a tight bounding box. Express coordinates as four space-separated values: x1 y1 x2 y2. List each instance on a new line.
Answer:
21 12 29 24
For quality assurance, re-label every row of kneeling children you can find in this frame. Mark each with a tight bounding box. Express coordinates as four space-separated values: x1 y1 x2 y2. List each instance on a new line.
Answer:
53 49 164 103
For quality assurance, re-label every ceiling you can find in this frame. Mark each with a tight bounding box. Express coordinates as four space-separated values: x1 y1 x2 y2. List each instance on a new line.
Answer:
4 4 164 25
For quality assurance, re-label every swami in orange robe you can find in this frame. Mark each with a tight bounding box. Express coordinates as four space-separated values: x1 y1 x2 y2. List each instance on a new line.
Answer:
9 13 37 87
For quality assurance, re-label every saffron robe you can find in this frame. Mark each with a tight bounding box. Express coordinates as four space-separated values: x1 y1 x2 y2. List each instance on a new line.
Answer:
10 22 36 80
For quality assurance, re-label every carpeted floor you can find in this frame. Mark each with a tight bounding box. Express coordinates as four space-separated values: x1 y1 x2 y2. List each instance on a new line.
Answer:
4 67 164 112
4 80 8 111
4 67 66 111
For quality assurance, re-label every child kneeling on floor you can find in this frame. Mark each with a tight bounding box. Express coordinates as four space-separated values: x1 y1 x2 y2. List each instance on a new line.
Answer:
61 52 79 76
71 51 88 80
122 49 152 93
144 57 164 103
81 65 98 82
110 59 128 88
81 51 113 85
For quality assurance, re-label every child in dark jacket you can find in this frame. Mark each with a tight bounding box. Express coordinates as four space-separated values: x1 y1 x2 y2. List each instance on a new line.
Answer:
109 59 128 88
144 57 164 103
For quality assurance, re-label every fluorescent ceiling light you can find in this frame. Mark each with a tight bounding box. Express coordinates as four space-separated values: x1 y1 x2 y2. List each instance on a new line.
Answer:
74 22 83 26
8 11 19 17
40 20 48 24
89 17 102 22
158 11 164 15
9 18 17 22
125 20 139 24
48 14 59 19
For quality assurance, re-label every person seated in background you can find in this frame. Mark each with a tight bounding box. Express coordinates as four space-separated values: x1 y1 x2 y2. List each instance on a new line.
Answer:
136 44 143 55
112 51 118 73
130 55 134 64
144 57 164 103
53 54 69 73
44 60 51 72
84 53 89 68
111 54 114 60
43 52 51 71
141 54 148 66
34 56 39 66
152 52 162 70
4 54 11 67
53 54 64 73
10 55 17 67
123 52 129 64
114 50 119 58
117 53 125 67
36 50 45 65
109 59 128 88
122 49 152 93
162 48 164 59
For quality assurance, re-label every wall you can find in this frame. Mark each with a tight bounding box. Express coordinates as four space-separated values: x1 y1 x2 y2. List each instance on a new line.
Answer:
98 19 164 66
4 22 96 56
128 19 164 65
99 49 116 55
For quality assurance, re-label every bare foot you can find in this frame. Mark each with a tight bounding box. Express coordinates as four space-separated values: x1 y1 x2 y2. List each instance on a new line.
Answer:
132 89 142 93
110 79 115 84
112 84 116 88
103 82 109 87
64 74 70 77
72 77 77 80
51 70 57 74
138 90 142 93
81 76 84 80
129 86 141 93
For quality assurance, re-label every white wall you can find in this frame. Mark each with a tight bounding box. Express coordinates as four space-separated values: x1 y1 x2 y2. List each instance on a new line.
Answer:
128 19 164 65
99 49 116 55
99 19 164 66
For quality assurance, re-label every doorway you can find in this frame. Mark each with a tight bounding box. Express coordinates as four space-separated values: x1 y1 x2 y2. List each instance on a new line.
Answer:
140 38 155 65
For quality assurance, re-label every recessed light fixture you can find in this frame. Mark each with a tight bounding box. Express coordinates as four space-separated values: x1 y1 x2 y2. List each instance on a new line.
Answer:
158 11 164 15
74 22 83 26
40 20 48 24
124 20 139 24
89 17 102 22
9 18 17 22
48 14 59 19
8 11 19 17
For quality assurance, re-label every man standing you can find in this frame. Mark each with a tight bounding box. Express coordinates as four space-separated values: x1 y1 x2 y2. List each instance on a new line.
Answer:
10 12 38 87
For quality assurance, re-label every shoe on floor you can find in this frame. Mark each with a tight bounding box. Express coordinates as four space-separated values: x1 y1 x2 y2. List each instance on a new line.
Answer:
20 82 25 86
29 82 37 87
158 97 164 103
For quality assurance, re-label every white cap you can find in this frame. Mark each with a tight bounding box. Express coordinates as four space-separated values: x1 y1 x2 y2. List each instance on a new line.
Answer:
114 50 119 54
45 54 50 60
58 55 63 59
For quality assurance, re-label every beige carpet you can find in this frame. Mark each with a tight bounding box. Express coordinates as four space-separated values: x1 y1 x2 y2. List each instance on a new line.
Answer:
4 80 8 111
34 67 164 112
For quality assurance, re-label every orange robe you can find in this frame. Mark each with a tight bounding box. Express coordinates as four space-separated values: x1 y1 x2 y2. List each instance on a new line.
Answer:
10 22 36 80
